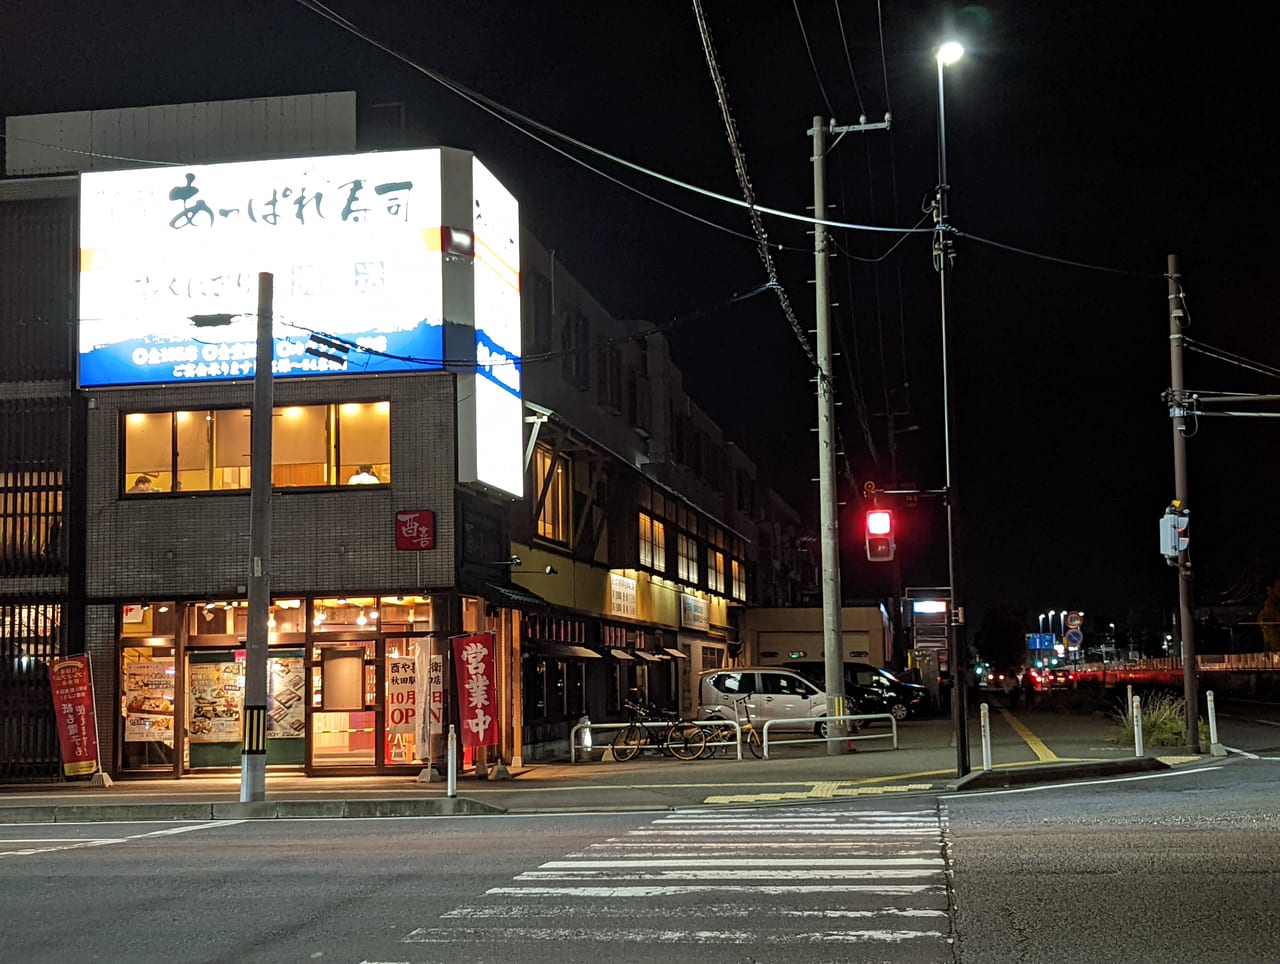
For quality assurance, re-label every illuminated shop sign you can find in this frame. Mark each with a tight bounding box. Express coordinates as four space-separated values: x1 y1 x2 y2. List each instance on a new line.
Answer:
79 147 524 499
78 148 448 388
455 156 523 498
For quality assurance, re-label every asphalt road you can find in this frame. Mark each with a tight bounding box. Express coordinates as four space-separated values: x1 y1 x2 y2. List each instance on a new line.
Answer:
2 704 1277 963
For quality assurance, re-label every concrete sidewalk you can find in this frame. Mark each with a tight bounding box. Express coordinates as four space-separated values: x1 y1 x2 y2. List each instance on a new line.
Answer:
0 707 1209 823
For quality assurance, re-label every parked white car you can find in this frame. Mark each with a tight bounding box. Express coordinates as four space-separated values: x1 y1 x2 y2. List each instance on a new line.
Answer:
697 667 831 735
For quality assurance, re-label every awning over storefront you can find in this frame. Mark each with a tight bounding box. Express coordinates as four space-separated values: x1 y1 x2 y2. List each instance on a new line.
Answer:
535 642 602 660
461 577 552 611
632 651 667 662
608 648 635 661
662 647 689 659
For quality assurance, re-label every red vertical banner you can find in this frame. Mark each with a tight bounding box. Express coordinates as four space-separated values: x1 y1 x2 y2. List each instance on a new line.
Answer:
451 633 498 749
48 656 101 778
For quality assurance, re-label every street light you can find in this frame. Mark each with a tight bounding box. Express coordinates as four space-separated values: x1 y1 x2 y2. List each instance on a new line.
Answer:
934 39 966 777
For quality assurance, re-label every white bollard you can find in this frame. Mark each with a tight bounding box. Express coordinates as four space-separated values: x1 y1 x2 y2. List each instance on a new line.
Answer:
980 703 992 772
1206 690 1226 756
447 724 457 798
1132 695 1144 757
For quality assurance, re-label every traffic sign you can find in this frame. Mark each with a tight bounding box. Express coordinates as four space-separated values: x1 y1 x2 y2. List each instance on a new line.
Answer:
1065 628 1084 648
1066 611 1083 630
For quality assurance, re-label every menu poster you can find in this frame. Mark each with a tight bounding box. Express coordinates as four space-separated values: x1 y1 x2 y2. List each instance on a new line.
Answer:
188 660 244 743
266 656 306 739
123 658 175 745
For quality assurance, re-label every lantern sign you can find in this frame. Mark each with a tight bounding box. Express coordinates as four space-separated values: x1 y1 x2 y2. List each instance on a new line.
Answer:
451 633 497 749
48 656 102 778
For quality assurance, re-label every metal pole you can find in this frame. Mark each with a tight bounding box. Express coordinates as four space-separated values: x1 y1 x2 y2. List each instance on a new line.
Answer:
1132 694 1144 757
1167 254 1200 752
981 705 991 771
447 724 458 798
1206 690 1219 747
936 60 970 777
812 115 848 754
240 272 273 803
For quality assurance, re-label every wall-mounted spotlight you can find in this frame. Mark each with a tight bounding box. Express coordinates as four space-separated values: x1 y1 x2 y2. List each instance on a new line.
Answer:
513 565 558 575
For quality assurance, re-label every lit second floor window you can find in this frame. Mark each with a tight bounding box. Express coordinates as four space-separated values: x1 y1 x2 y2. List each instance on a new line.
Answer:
709 549 725 594
639 512 666 572
677 532 698 583
731 559 746 601
121 401 390 494
533 443 571 542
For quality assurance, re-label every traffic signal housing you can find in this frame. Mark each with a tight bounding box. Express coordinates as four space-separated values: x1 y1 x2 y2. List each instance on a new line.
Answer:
865 508 895 562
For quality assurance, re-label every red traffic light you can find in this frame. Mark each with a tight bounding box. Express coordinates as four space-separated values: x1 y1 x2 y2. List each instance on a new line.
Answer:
865 508 895 562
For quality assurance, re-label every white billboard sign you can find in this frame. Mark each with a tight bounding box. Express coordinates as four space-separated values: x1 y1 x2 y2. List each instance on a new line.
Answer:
78 148 445 387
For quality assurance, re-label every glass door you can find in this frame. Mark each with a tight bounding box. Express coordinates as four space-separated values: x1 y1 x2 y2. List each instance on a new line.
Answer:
309 639 378 768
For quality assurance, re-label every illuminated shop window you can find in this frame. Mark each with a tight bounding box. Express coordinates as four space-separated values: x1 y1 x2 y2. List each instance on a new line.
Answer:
533 443 571 542
677 532 698 583
709 550 725 594
639 512 666 573
122 401 390 494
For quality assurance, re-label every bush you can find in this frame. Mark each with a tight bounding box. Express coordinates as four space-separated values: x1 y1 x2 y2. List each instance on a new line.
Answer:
1109 692 1210 747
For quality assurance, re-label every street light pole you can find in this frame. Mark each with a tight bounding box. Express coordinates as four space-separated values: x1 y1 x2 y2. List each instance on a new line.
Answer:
934 41 969 777
241 272 274 802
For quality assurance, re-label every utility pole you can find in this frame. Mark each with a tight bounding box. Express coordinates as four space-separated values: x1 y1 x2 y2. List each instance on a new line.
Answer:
1167 254 1200 752
810 113 891 752
241 272 274 801
811 115 847 753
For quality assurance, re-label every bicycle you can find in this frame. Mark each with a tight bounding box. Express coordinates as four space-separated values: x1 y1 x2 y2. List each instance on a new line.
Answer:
611 700 706 762
699 696 763 759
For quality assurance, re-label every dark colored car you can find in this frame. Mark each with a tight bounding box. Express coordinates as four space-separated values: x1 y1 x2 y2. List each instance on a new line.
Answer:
782 660 933 721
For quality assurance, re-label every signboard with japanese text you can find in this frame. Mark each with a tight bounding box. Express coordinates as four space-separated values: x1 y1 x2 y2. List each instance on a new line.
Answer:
680 593 710 632
609 573 638 619
451 633 497 749
462 158 523 497
48 656 100 777
188 658 244 743
395 510 436 551
418 650 445 743
123 658 175 743
266 655 306 739
79 148 446 388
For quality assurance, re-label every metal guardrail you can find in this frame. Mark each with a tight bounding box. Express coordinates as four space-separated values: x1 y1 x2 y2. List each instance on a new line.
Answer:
759 713 898 759
569 719 745 762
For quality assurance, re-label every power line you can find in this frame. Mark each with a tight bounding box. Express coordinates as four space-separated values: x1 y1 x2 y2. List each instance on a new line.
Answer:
832 0 867 118
292 0 933 238
793 0 836 117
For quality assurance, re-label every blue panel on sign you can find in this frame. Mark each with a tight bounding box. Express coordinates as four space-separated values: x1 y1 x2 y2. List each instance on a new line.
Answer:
1027 633 1056 650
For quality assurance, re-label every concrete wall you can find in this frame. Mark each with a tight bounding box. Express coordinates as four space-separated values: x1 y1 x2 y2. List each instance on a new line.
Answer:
739 606 889 668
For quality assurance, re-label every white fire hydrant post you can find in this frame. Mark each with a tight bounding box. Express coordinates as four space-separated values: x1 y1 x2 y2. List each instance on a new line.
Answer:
1132 695 1144 758
1206 690 1226 756
979 703 992 772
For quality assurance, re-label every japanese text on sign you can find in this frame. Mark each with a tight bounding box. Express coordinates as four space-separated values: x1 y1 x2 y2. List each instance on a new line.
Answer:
451 633 497 749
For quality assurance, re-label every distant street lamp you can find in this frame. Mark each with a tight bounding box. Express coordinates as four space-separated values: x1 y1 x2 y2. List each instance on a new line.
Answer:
1038 612 1048 633
934 38 967 777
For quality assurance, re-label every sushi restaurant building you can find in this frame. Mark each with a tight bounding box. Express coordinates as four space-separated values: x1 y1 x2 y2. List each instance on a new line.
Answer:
78 146 530 778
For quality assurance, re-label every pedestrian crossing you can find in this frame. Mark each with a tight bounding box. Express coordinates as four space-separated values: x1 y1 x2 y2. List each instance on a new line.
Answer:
398 807 952 962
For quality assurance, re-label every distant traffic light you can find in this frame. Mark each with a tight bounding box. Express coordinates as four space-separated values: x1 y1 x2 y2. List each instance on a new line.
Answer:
865 508 895 562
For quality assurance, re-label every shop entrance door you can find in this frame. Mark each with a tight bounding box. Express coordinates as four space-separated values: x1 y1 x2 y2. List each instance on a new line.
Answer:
309 639 378 768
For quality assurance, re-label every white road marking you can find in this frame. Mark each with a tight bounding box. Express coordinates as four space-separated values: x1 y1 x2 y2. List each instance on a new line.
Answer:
483 883 940 897
516 868 938 880
404 926 945 944
0 820 243 859
1226 746 1261 759
539 857 943 869
941 765 1227 798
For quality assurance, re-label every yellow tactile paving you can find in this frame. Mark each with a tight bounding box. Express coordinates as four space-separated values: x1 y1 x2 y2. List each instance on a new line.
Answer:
704 782 938 804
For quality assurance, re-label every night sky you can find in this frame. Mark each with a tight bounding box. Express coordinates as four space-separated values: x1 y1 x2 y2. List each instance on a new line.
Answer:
3 2 1276 635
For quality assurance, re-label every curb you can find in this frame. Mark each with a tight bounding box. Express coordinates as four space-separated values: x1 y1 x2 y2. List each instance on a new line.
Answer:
0 796 506 824
947 756 1170 792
